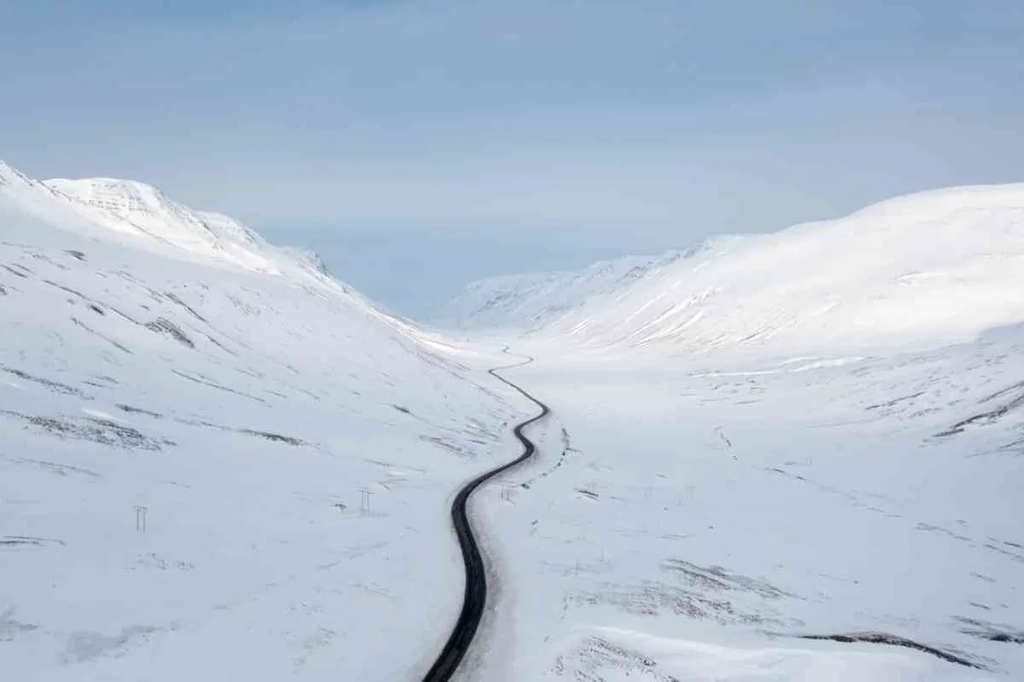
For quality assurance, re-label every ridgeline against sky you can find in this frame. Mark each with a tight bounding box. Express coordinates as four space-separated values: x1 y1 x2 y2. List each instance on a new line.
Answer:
2 1 1021 313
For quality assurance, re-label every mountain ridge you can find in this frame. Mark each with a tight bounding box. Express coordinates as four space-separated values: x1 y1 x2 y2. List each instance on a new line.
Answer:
438 183 1024 357
0 159 339 289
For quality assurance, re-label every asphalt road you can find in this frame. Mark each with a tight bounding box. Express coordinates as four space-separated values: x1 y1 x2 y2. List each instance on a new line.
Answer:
420 356 550 682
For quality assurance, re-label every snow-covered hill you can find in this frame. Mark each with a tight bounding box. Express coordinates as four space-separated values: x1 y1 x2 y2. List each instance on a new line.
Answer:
6 158 1023 681
433 184 1024 680
0 160 526 681
440 185 1024 357
433 249 690 331
42 175 324 278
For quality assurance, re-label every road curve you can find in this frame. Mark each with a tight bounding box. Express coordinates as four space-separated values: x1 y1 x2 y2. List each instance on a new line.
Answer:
420 356 550 682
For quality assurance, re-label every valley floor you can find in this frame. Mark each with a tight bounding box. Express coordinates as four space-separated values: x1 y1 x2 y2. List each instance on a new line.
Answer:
463 331 1024 681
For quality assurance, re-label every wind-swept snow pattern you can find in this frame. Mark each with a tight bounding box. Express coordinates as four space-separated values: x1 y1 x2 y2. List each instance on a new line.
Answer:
0 161 535 681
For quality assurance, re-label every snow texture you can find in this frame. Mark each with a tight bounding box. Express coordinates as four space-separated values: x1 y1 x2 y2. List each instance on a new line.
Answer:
4 156 1023 682
0 160 529 681
438 184 1024 358
440 184 1024 681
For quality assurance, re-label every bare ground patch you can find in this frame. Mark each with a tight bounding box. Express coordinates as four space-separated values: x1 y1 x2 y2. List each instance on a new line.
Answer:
794 632 987 669
2 367 85 396
1 410 173 451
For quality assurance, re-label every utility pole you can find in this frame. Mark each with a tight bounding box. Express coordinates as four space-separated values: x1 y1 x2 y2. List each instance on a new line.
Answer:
135 505 148 533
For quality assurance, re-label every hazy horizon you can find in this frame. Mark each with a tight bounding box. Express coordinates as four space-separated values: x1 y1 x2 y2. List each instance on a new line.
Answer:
3 0 1022 314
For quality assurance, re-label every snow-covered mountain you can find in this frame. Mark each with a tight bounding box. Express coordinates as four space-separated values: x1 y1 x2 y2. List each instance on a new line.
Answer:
0 160 526 681
432 249 692 331
6 157 1023 681
440 185 1024 357
43 176 313 277
442 185 1024 680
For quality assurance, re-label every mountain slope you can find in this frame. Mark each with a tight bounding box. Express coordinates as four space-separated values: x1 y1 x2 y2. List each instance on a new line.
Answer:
45 177 282 274
441 185 1024 357
435 185 1024 679
433 249 691 331
0 161 525 681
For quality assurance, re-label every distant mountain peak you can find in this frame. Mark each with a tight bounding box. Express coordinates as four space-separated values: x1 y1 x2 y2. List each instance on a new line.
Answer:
47 177 193 226
42 176 296 275
0 160 338 290
0 159 35 187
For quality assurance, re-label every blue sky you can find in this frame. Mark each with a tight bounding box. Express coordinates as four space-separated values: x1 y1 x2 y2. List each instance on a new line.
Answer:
1 1 1022 315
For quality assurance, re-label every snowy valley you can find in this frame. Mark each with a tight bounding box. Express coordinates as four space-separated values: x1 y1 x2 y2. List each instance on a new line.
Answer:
2 160 1023 682
0 160 530 680
438 186 1024 681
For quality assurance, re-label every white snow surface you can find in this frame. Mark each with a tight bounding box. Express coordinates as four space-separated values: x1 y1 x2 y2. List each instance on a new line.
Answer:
437 184 1024 358
45 177 293 275
5 160 1023 682
432 249 690 331
436 185 1024 680
0 160 530 681
469 330 1024 681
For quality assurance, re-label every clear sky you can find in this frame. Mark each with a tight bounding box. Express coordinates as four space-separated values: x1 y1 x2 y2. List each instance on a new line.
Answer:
2 1 1022 316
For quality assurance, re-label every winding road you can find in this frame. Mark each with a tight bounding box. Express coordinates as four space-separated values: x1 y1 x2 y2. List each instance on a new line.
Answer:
420 356 550 682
